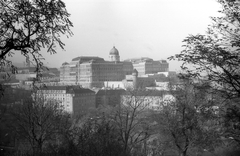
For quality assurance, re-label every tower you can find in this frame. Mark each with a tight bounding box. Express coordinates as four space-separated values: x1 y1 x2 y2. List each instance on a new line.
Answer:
109 46 120 62
132 69 138 89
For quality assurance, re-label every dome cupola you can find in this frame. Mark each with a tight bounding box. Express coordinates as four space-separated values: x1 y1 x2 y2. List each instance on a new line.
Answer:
109 46 119 55
109 46 120 62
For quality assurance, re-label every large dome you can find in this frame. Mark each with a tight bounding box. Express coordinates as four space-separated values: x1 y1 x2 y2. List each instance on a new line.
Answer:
109 46 119 55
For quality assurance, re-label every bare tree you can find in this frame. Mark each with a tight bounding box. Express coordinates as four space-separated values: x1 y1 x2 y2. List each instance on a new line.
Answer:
169 0 240 99
152 81 221 156
0 0 73 95
111 89 154 156
11 96 71 155
62 115 127 156
168 0 240 146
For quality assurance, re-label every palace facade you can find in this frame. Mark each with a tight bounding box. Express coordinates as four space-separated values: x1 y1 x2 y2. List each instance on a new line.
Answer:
124 57 169 76
60 47 169 88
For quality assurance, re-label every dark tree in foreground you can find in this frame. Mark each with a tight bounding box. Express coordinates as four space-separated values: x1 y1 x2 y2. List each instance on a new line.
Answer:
169 0 240 98
153 81 222 156
0 0 73 93
11 97 70 155
112 89 152 156
168 0 240 145
57 115 127 156
223 98 240 144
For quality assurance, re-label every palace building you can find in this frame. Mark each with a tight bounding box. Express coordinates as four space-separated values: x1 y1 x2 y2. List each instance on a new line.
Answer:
124 57 169 76
60 46 169 88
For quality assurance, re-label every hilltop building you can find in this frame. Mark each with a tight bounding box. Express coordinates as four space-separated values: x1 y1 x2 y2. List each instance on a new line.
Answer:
103 69 177 90
124 57 169 76
60 46 169 88
60 46 133 87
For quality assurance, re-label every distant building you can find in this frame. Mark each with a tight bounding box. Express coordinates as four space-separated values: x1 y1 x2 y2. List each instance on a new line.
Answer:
15 67 60 82
124 57 169 76
96 89 125 107
37 86 96 116
121 90 175 110
60 57 104 85
102 70 178 91
103 81 125 89
123 69 156 89
60 47 169 88
60 47 133 88
96 88 175 111
102 69 156 90
78 58 132 88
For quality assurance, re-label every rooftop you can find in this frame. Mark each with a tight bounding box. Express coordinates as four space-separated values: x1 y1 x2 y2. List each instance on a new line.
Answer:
40 86 94 94
96 89 125 96
71 56 104 62
124 57 153 63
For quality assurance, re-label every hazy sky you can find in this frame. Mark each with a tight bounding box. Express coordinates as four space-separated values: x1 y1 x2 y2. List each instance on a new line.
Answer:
13 0 221 71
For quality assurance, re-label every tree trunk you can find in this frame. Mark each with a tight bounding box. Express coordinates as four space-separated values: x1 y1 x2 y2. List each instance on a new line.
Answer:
179 150 187 156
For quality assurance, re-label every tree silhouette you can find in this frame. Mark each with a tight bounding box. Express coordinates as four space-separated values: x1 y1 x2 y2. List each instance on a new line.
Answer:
11 96 70 155
0 0 73 95
152 81 222 156
169 0 240 146
169 0 240 99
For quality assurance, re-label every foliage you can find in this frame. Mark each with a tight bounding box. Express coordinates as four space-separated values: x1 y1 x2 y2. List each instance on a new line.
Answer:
152 81 222 156
86 89 154 156
0 87 32 151
56 115 126 156
202 146 240 156
168 0 240 99
168 0 240 146
112 89 153 155
10 96 71 155
0 0 73 93
222 98 240 144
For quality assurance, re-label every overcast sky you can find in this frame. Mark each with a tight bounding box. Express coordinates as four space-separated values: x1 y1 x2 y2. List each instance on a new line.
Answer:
13 0 221 71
